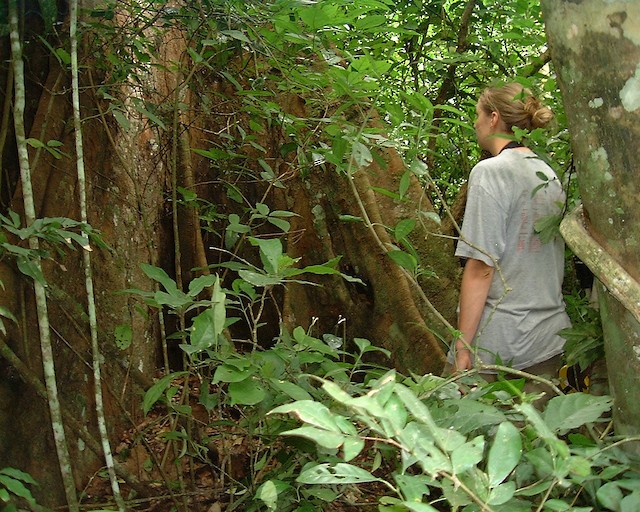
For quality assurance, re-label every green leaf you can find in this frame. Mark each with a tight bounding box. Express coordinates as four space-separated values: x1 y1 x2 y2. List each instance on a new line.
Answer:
220 29 251 43
267 217 291 232
16 257 46 286
338 214 364 223
543 394 612 434
213 362 254 383
399 171 411 198
187 274 218 297
487 481 516 506
387 250 417 272
256 480 285 511
113 109 130 131
143 372 188 415
597 482 623 511
141 263 179 293
114 324 132 350
342 435 365 462
0 306 17 324
395 219 416 241
451 436 484 475
270 400 341 432
249 237 283 274
133 102 166 130
403 504 440 512
296 463 380 485
281 426 345 449
269 379 313 401
534 213 561 243
189 309 220 351
352 141 373 167
0 475 34 505
621 490 640 512
228 378 266 405
487 421 522 486
0 468 37 485
238 270 282 287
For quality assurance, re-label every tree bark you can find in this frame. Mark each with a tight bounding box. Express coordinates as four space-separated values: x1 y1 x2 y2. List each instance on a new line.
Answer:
543 0 640 445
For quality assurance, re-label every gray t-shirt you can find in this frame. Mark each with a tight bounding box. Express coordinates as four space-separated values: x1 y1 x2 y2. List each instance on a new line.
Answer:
453 148 571 370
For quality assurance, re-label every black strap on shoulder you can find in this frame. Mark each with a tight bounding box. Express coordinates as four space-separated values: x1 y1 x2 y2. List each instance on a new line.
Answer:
498 140 524 154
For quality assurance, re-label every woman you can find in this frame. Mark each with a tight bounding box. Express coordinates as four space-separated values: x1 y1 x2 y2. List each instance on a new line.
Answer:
450 83 571 381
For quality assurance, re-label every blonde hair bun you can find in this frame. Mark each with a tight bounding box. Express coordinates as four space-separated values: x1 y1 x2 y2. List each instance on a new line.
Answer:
479 83 553 131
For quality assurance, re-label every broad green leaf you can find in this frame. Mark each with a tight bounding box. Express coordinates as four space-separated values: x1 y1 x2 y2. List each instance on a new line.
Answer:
17 257 46 286
143 371 188 415
394 473 431 503
451 436 484 475
141 263 178 293
321 380 354 405
438 399 506 434
269 379 313 401
298 4 340 30
541 498 572 511
487 421 522 486
387 250 417 272
0 475 34 504
0 468 37 485
341 435 365 462
597 482 623 511
296 463 379 485
133 102 166 130
267 217 290 232
113 109 130 131
0 306 17 324
249 237 282 274
338 214 364 223
114 324 132 350
399 171 411 198
153 290 190 309
524 447 554 479
221 29 251 43
621 490 640 512
281 426 345 449
238 270 282 287
543 393 612 434
256 480 289 511
403 504 440 512
352 141 373 167
487 481 516 506
187 274 218 297
269 400 341 432
213 363 254 384
198 379 218 412
228 378 266 406
395 219 416 241
189 309 219 351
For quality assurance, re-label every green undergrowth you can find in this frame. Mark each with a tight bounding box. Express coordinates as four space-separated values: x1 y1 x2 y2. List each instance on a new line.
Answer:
130 262 640 512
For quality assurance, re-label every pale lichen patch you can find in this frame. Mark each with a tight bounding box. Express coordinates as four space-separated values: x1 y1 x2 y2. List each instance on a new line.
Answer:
620 64 640 112
589 97 604 108
591 146 611 172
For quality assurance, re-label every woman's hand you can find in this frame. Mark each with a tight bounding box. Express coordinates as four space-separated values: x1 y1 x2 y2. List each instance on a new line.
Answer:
454 348 473 372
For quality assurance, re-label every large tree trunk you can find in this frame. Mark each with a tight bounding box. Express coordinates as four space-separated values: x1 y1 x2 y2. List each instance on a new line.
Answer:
542 0 640 445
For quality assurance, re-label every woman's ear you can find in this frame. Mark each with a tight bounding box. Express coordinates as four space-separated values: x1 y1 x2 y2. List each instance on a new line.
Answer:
490 111 499 128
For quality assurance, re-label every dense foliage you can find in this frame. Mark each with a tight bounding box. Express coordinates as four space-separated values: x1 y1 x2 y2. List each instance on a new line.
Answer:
0 0 620 510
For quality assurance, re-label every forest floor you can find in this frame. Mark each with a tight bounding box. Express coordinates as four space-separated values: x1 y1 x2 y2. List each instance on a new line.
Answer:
78 374 388 512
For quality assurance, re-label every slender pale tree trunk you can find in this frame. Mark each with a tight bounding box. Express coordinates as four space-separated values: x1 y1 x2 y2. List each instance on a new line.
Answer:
8 0 79 507
69 0 125 508
542 0 640 446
